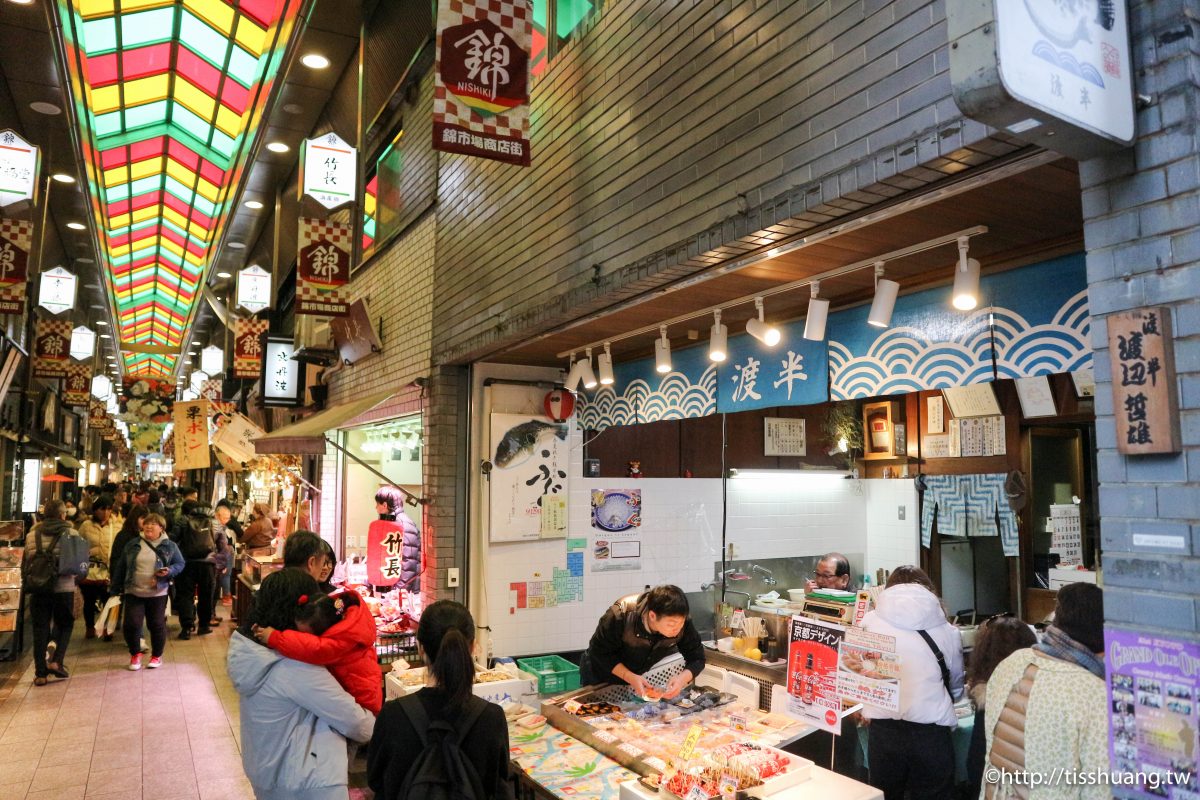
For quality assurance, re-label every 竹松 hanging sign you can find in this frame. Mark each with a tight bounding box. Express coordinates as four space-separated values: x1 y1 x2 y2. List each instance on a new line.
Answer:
62 362 92 407
173 400 212 471
0 217 32 314
0 130 40 208
32 318 72 378
1108 307 1180 455
296 217 350 316
433 0 532 166
301 132 357 210
233 317 269 378
236 265 272 314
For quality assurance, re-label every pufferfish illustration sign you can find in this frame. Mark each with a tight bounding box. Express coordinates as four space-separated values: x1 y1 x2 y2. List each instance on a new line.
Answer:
488 413 568 542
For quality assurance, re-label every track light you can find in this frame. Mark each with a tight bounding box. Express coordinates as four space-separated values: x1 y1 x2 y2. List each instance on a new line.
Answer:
564 353 584 391
598 343 614 386
708 310 728 362
867 262 899 328
745 298 781 346
655 326 672 374
580 348 599 390
952 236 981 311
803 282 829 341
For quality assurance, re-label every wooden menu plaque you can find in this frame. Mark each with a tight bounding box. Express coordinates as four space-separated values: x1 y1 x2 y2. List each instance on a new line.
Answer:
1108 307 1180 455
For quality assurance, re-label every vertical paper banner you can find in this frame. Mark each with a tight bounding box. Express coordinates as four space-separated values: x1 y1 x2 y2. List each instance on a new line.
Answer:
172 400 211 471
233 317 269 378
0 218 31 314
296 217 350 316
62 362 92 407
32 318 72 378
433 0 533 166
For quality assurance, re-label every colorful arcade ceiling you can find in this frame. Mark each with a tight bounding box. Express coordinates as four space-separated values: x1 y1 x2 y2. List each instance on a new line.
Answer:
56 0 300 378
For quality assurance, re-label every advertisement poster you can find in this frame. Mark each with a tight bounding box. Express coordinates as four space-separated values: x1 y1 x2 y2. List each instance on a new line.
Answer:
786 615 844 734
1107 626 1200 797
837 627 901 712
488 413 567 542
590 489 642 572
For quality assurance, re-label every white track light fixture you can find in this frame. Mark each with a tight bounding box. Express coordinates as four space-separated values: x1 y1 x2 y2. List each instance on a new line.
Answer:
867 262 900 328
803 281 830 341
655 326 672 374
745 297 781 346
952 235 981 311
598 343 615 386
564 353 584 392
708 310 728 362
580 348 599 390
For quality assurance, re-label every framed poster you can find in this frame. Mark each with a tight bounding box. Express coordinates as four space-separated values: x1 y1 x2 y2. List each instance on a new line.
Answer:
488 413 568 542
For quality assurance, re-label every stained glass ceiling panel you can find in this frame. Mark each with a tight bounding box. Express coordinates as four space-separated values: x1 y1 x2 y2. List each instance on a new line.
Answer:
57 0 301 378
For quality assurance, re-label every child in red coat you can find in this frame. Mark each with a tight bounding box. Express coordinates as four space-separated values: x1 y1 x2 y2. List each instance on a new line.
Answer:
253 590 382 714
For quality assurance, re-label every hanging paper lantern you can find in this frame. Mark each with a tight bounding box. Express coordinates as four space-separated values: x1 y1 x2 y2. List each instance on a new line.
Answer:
91 373 112 401
543 389 576 422
200 345 224 376
189 370 209 393
70 326 96 360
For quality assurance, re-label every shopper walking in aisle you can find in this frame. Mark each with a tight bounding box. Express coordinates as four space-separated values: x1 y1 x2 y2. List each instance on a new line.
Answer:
170 499 216 639
76 494 116 639
965 616 1037 799
228 569 375 800
24 500 85 686
367 600 512 800
860 565 964 800
109 513 184 670
110 504 150 574
983 583 1107 800
212 501 237 613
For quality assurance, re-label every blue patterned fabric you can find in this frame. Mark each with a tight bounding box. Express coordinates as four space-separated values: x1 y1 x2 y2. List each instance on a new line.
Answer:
919 473 1018 556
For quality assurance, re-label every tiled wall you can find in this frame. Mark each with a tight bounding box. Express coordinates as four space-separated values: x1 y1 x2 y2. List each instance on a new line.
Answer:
863 479 921 579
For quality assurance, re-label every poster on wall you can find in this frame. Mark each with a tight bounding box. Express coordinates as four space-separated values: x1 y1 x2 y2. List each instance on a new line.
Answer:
488 413 568 542
786 615 844 734
589 489 642 572
1106 626 1199 797
837 627 900 712
1049 503 1082 566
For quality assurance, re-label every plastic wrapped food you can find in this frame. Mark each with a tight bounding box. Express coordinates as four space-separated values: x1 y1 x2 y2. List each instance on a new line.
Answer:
708 742 789 780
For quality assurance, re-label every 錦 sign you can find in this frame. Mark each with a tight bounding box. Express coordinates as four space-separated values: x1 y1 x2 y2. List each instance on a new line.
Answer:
32 318 71 378
232 317 268 379
433 0 532 166
0 217 31 314
1107 307 1180 455
296 217 350 316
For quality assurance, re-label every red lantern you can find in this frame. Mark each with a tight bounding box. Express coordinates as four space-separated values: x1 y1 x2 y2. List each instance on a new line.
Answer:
544 389 576 422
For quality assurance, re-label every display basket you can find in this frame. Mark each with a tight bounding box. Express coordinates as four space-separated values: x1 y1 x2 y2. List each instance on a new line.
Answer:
516 654 580 694
376 630 421 667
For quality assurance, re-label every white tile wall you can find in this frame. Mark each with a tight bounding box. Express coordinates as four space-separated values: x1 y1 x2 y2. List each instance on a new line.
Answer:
863 479 920 580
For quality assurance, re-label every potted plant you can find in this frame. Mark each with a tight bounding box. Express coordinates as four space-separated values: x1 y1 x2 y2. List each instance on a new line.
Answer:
821 401 863 471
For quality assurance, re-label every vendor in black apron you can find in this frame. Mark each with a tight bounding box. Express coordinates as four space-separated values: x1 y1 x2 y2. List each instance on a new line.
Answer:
579 585 705 698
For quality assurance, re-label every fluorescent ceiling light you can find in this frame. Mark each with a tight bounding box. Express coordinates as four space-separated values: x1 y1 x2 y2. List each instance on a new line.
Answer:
244 200 264 210
67 222 86 230
52 173 75 183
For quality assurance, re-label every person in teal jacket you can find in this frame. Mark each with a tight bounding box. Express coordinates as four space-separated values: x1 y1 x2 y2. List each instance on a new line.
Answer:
108 512 185 670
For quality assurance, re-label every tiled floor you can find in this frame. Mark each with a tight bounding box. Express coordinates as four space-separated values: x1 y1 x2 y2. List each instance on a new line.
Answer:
0 618 253 800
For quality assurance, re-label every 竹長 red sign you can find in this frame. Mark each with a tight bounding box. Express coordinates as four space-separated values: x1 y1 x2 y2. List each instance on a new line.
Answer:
367 519 407 587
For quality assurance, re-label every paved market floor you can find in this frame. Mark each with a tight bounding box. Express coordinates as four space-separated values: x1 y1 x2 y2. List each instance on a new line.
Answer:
0 620 254 800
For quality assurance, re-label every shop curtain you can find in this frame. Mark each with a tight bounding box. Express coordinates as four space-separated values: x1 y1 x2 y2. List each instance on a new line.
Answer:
919 473 1018 557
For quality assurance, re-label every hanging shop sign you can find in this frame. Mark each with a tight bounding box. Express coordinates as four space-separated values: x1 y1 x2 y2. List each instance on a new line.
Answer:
717 326 828 413
199 379 222 402
366 519 407 587
200 344 224 376
233 317 269 378
32 318 72 378
1108 307 1180 455
433 0 533 167
69 325 95 361
237 265 272 314
37 266 77 315
948 0 1133 160
261 336 302 407
172 399 211 471
62 362 92 407
0 129 40 208
0 217 32 314
90 373 112 401
87 399 106 430
301 132 357 210
211 412 265 465
785 616 844 734
296 217 350 316
329 299 382 365
1105 626 1200 797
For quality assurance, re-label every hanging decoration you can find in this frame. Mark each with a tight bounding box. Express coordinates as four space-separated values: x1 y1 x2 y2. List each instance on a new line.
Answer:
0 217 32 314
200 345 224 376
199 379 222 402
70 325 96 360
237 266 273 314
233 317 269 378
62 363 93 407
32 318 72 378
129 423 168 454
296 218 351 316
433 0 533 166
543 389 575 422
90 373 113 401
301 132 357 210
120 378 174 424
173 399 212 470
37 267 77 315
0 129 40 207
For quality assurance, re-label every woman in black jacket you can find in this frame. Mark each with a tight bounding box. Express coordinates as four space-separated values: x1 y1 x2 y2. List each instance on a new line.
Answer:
367 601 512 799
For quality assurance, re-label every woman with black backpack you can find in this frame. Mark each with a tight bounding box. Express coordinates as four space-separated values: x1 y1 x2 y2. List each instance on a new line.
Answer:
367 601 513 800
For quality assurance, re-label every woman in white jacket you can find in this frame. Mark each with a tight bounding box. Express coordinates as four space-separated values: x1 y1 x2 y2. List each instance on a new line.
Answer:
228 568 375 800
860 565 965 800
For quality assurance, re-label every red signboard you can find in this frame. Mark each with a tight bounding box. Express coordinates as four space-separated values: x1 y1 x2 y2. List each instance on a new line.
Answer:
296 217 350 316
32 318 71 378
0 217 31 314
366 519 406 587
233 317 269 378
433 0 533 166
62 362 92 407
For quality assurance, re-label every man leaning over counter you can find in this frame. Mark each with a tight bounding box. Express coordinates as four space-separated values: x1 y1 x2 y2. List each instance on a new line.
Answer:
579 585 705 699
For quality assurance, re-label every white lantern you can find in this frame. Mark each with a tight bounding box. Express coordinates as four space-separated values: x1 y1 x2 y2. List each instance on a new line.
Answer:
189 369 209 393
237 265 272 314
201 345 224 376
38 266 77 315
70 326 95 360
106 394 120 414
0 129 40 207
181 388 199 401
91 373 112 401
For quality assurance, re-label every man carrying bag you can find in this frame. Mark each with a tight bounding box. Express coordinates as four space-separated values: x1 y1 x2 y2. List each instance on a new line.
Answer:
23 500 90 686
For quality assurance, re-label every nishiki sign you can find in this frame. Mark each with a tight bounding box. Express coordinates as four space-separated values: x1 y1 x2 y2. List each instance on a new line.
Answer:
296 217 350 316
433 0 532 166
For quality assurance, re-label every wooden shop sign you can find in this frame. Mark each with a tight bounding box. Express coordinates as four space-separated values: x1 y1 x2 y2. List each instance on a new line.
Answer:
1108 306 1180 454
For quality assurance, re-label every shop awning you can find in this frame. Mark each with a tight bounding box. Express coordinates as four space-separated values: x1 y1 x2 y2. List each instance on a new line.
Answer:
59 455 83 469
254 391 396 456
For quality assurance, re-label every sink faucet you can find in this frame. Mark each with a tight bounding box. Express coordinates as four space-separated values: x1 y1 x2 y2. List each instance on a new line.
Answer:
751 564 777 586
721 589 752 609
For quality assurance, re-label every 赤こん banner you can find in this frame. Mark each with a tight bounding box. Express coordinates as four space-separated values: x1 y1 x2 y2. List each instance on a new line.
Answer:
433 0 532 166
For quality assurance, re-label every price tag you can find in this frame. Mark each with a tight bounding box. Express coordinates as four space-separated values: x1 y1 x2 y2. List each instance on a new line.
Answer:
731 609 746 630
729 710 748 731
719 773 738 794
677 723 704 762
594 730 617 743
617 742 645 758
685 787 710 800
564 699 582 714
645 757 667 771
